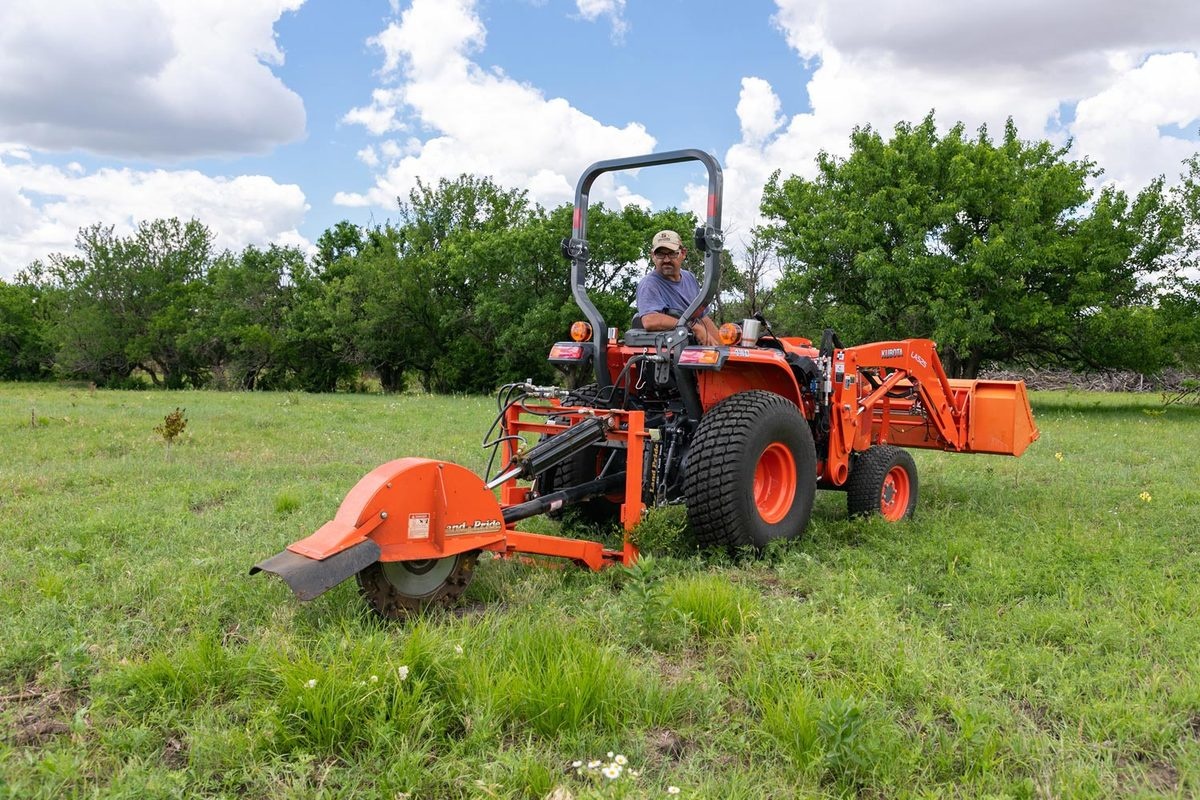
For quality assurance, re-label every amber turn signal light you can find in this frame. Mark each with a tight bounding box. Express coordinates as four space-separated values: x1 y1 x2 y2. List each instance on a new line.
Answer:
570 321 593 342
718 322 742 346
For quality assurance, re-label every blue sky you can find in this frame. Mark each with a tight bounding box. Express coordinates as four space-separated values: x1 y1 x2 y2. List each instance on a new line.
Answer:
2 0 1199 279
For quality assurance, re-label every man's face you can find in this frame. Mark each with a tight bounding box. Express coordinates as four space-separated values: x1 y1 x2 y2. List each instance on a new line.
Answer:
652 247 686 281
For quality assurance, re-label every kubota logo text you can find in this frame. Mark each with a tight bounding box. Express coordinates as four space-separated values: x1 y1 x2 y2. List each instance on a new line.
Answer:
880 347 903 359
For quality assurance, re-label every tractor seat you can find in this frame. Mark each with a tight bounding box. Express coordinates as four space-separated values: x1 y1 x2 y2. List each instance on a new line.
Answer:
625 308 693 348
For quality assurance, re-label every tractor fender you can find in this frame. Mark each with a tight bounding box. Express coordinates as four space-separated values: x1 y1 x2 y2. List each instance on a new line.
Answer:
695 347 807 412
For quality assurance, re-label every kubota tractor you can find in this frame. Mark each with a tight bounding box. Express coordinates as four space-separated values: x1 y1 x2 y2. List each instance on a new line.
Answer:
252 149 1039 617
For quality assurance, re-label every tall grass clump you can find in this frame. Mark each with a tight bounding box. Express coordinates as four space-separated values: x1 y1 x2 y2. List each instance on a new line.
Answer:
664 572 762 639
472 613 687 738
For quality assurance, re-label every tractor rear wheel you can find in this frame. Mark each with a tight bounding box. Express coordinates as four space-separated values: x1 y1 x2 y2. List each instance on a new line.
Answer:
356 551 478 618
846 445 918 521
684 391 816 550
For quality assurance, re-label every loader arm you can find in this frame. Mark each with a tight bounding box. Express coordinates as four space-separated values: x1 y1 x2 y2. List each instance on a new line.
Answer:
842 339 964 448
821 339 1037 486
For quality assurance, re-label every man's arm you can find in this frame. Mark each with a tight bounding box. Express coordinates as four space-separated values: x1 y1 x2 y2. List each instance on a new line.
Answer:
639 311 683 331
640 311 719 345
695 315 720 345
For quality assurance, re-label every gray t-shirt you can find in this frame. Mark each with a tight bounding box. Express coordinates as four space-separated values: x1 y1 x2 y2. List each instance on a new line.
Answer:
636 270 708 321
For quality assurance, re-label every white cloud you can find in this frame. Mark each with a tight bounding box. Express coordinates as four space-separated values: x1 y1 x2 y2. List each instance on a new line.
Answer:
0 153 309 279
357 146 380 168
1072 53 1200 191
575 0 628 42
338 0 654 212
709 0 1200 239
736 77 784 145
0 0 307 158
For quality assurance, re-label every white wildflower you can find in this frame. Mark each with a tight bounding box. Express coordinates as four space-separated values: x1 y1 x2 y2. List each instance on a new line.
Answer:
614 754 627 765
667 787 681 795
305 679 317 689
601 764 621 780
397 665 409 681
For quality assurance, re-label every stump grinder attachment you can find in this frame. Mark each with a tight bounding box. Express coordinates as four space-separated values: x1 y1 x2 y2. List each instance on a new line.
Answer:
253 400 646 617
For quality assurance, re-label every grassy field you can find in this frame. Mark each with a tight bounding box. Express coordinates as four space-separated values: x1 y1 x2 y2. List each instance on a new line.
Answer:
0 383 1197 799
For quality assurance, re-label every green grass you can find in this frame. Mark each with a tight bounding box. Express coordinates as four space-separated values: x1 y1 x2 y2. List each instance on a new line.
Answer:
1 383 1198 798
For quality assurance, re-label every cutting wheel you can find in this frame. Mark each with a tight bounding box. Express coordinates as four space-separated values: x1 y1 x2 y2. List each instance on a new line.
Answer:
355 550 479 618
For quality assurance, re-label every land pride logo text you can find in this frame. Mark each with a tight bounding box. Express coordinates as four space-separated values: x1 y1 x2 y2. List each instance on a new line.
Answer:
446 519 503 535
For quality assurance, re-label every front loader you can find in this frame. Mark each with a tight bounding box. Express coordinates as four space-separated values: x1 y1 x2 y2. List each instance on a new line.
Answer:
253 149 1039 617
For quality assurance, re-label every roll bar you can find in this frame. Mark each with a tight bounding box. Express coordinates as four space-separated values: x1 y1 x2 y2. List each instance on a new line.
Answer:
561 149 724 389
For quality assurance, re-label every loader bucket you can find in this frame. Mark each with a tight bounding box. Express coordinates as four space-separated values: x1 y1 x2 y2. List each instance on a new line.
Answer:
963 380 1039 456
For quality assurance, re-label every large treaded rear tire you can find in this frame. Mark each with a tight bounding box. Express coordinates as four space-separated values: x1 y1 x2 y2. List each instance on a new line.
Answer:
846 445 918 521
684 391 816 550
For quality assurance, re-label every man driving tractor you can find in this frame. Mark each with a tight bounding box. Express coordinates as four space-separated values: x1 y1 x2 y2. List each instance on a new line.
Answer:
635 229 721 345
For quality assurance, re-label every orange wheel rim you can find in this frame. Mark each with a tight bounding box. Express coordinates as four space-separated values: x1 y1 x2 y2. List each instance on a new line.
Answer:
754 442 797 524
879 466 910 521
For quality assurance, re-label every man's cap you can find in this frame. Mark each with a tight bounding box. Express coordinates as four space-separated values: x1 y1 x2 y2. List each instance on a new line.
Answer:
651 230 683 252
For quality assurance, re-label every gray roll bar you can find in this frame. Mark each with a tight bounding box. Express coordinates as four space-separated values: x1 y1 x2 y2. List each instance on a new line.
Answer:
561 149 724 388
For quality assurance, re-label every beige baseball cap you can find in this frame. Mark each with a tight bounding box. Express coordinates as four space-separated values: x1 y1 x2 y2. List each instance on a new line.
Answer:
651 230 683 252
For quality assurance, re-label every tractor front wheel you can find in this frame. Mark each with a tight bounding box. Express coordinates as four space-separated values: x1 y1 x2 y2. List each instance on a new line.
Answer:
846 445 918 521
356 550 478 618
684 391 816 550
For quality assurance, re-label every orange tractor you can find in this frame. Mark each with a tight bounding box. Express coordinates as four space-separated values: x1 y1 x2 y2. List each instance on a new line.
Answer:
252 150 1038 617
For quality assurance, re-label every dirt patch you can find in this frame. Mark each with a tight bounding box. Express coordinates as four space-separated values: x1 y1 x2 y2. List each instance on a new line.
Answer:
1 685 80 746
1186 711 1200 740
221 622 248 648
1115 755 1180 795
649 727 687 761
1143 761 1180 792
163 735 188 769
1016 698 1058 735
189 489 235 514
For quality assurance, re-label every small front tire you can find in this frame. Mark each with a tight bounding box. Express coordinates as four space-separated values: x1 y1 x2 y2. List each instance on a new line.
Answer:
846 445 918 521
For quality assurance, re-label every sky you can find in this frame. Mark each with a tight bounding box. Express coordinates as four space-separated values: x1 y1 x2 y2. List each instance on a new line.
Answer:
2 0 1199 281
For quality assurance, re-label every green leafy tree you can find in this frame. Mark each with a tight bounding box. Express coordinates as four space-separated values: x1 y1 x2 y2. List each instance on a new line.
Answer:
311 175 704 394
48 218 214 387
190 244 307 389
1157 153 1200 369
0 276 55 379
760 114 1175 376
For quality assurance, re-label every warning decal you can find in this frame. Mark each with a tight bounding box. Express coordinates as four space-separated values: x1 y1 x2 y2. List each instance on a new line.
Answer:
408 513 430 540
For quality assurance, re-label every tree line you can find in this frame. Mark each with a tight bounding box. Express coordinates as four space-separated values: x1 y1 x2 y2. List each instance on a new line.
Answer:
3 115 1198 392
